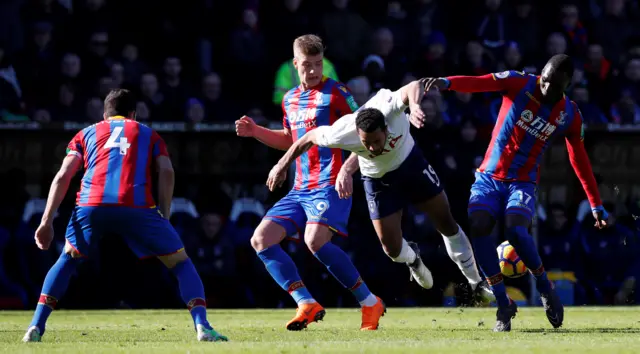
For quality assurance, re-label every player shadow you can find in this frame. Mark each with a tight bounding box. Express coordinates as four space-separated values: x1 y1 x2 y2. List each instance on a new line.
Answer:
518 328 640 334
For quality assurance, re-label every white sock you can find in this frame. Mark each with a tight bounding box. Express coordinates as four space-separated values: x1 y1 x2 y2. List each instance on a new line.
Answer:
359 294 378 307
442 225 482 288
390 238 417 264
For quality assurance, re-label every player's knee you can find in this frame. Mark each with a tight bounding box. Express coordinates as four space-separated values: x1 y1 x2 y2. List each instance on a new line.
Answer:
158 249 189 269
468 213 494 238
303 227 332 253
250 221 285 252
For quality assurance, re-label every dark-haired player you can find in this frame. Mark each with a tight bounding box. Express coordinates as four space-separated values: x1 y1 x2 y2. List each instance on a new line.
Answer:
266 79 495 306
423 54 609 331
23 89 227 342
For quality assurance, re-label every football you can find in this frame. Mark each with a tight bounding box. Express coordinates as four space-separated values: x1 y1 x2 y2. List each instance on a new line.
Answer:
497 241 528 278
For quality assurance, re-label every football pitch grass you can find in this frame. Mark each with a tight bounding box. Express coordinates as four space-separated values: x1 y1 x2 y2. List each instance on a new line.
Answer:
1 307 640 353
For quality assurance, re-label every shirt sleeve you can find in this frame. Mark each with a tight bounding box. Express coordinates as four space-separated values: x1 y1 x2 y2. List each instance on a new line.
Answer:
315 113 358 149
281 98 291 132
151 130 169 158
446 70 530 94
66 131 84 159
564 103 602 208
358 89 407 117
332 82 359 116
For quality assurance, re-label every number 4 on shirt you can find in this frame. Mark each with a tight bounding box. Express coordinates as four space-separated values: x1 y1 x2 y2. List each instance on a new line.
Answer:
104 126 131 155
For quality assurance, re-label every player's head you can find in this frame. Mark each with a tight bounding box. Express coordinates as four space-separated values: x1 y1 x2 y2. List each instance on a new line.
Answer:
293 34 324 88
104 89 136 120
355 108 387 156
540 54 574 103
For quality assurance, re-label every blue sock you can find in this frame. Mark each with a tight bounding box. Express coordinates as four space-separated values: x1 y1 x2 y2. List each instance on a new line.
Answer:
30 252 78 335
471 235 510 307
313 242 373 305
171 259 210 329
506 226 551 294
257 245 314 304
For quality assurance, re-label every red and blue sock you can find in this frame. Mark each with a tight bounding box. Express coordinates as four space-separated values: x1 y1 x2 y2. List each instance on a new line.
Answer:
170 259 210 329
471 235 511 307
313 242 375 306
257 245 315 304
30 252 79 335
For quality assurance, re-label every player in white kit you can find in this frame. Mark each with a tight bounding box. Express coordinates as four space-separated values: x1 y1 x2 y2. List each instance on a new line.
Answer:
267 79 494 304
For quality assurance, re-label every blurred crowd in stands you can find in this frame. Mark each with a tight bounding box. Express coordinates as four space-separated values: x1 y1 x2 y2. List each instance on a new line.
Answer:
0 0 639 309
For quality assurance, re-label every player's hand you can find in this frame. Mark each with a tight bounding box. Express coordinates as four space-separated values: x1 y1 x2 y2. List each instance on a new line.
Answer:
592 206 609 229
422 77 449 92
35 223 54 250
408 103 426 128
266 163 288 191
335 170 353 199
235 115 256 137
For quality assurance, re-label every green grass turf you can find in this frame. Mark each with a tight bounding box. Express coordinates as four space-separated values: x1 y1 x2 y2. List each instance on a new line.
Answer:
1 307 640 353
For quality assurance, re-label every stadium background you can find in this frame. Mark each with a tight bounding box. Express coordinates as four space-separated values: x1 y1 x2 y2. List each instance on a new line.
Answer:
0 0 639 311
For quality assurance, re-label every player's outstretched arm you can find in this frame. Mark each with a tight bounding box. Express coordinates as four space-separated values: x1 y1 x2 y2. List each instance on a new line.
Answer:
422 72 522 93
565 110 608 229
37 155 81 250
235 115 293 151
156 155 174 219
266 130 321 191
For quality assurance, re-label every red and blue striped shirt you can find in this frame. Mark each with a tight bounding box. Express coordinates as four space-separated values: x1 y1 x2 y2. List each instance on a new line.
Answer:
282 77 359 191
445 70 602 207
66 117 168 207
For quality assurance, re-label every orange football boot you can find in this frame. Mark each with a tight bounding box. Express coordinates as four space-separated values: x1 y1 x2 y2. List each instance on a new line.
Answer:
360 296 386 331
286 302 326 331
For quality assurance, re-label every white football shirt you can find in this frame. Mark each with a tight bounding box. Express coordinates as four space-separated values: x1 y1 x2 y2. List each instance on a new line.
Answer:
315 89 415 178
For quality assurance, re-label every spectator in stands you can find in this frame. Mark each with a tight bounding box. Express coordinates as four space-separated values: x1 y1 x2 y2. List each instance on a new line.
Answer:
83 30 113 83
610 89 640 124
321 0 371 76
593 0 636 64
134 101 150 121
0 43 24 117
120 44 145 87
413 31 448 79
85 97 103 121
572 84 608 124
460 40 493 75
229 8 267 107
346 76 371 106
620 58 640 101
538 203 581 272
185 98 205 123
584 43 615 109
160 56 190 120
578 203 640 305
139 72 164 120
51 83 82 121
559 3 588 58
507 0 538 59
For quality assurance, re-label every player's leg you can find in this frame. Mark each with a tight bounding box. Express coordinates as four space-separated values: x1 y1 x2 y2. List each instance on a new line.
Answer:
467 174 517 331
257 194 322 330
256 194 316 305
301 189 384 330
122 208 227 341
413 190 493 304
505 185 563 328
363 175 433 289
24 207 96 342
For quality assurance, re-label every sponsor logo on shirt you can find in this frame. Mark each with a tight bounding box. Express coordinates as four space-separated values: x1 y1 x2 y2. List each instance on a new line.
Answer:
516 110 556 141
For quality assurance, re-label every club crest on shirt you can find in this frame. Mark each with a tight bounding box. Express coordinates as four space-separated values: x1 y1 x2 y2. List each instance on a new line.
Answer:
556 111 568 125
521 110 534 123
314 95 323 105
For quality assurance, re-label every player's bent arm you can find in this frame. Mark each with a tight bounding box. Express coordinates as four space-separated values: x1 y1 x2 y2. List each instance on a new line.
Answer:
399 79 424 107
253 126 294 151
156 155 174 219
275 130 322 170
565 137 602 209
340 152 360 176
41 155 82 225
